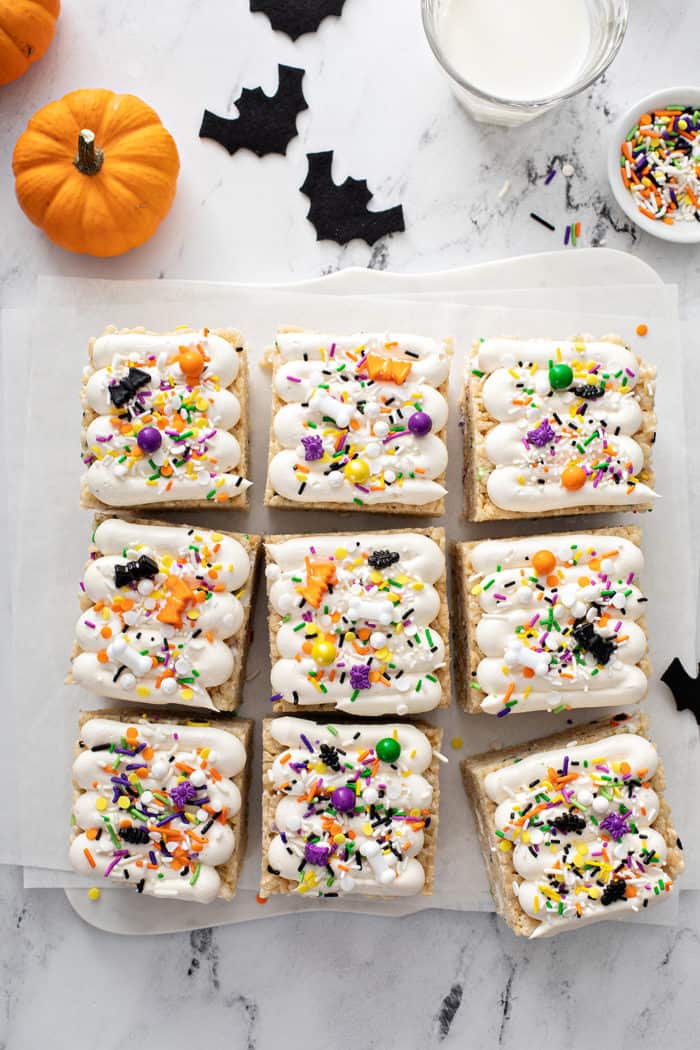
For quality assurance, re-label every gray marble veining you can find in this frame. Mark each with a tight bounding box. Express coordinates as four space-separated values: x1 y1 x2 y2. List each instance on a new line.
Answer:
1 0 699 1046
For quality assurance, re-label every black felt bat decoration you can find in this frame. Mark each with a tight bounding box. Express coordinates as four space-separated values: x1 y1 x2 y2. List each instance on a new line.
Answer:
199 65 308 157
250 0 347 40
661 657 700 726
300 151 405 246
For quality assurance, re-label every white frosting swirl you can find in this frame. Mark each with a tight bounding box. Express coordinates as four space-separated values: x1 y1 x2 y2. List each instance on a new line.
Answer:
82 330 251 506
484 732 675 937
265 718 437 897
474 337 656 511
70 717 246 903
72 519 251 709
466 532 648 714
268 331 451 506
266 533 446 715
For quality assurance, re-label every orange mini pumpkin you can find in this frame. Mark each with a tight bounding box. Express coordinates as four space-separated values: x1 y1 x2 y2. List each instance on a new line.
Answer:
12 88 180 257
0 0 60 86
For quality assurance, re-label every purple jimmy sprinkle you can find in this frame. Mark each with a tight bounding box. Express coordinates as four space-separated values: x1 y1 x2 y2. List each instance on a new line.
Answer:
300 733 314 753
527 419 556 447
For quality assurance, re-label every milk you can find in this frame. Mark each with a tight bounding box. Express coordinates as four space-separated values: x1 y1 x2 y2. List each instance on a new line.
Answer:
437 0 592 102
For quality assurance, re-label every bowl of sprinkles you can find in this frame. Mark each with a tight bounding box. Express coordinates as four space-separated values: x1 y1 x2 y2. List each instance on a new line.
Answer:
608 86 700 242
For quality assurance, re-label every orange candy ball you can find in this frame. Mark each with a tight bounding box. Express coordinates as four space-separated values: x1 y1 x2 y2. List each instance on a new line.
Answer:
532 549 556 576
561 464 587 491
179 348 205 379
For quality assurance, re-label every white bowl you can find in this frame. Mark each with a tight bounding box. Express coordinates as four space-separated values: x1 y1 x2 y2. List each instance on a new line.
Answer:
608 86 700 244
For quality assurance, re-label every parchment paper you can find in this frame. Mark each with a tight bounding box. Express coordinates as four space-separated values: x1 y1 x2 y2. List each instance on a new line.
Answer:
6 275 696 933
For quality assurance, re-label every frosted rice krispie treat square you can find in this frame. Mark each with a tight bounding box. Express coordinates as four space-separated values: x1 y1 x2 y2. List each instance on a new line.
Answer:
264 328 452 514
69 515 260 712
265 528 450 716
462 713 683 937
453 526 649 715
81 326 251 510
464 335 656 521
261 716 443 898
71 710 252 903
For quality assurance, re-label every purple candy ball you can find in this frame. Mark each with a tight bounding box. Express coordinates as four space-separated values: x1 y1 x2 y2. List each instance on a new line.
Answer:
331 786 356 812
408 411 432 437
304 841 330 866
137 426 162 454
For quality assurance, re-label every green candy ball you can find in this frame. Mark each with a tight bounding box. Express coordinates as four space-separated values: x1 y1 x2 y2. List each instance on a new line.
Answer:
549 362 573 390
376 737 401 763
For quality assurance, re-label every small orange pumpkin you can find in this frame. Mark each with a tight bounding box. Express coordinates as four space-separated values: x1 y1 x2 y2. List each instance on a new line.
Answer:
0 0 60 87
12 88 180 257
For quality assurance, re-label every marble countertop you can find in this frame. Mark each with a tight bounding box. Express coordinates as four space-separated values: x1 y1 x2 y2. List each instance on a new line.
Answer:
1 1 699 1046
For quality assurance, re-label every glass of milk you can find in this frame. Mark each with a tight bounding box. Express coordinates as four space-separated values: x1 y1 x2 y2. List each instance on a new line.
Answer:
422 0 629 126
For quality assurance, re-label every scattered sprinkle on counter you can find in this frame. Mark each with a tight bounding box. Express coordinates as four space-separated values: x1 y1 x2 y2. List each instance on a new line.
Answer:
87 887 101 901
636 323 648 337
620 106 700 224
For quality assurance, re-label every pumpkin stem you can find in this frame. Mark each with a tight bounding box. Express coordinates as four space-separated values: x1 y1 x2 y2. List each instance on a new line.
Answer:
74 129 104 176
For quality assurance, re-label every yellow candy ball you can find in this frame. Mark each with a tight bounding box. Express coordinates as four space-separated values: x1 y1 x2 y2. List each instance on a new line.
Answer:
311 639 337 666
344 459 371 484
88 888 101 901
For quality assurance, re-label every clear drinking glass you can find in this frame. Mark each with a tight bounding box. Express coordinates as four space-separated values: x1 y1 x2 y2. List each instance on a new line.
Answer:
422 0 629 127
